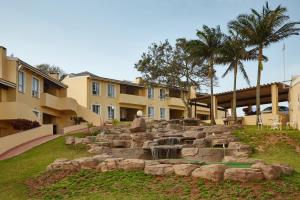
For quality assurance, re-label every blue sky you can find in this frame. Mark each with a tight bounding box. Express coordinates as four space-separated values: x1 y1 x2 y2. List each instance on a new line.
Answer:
1 0 299 94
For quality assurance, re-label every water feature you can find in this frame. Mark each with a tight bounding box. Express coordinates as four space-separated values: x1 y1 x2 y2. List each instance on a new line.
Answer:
150 145 182 160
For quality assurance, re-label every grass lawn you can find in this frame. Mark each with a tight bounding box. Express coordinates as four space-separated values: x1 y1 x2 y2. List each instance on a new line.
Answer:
0 127 300 199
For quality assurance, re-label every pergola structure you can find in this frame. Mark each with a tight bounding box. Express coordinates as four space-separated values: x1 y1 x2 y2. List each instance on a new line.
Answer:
190 82 290 125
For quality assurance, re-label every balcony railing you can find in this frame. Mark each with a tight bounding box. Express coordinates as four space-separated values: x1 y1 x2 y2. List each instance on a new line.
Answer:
119 93 147 105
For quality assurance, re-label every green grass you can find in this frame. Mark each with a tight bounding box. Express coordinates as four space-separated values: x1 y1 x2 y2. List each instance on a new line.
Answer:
0 136 89 200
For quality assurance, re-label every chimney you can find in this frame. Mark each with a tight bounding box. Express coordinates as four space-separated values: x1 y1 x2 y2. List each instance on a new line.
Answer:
0 46 7 78
49 72 60 80
134 77 143 84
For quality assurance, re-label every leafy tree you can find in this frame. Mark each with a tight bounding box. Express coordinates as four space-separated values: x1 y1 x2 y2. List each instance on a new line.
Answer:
189 25 224 125
216 30 261 123
135 39 208 118
229 2 300 124
36 64 66 79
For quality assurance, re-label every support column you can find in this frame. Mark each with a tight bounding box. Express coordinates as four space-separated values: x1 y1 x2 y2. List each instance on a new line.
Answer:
212 96 218 119
271 84 279 115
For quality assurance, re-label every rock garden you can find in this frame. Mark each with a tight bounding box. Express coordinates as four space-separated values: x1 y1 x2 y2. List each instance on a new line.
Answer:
48 118 294 183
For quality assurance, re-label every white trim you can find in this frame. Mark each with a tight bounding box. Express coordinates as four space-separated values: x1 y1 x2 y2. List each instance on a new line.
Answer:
91 104 101 115
31 75 40 98
107 105 116 119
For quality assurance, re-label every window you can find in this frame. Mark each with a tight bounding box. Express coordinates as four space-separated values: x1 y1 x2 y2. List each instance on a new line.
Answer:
92 82 100 96
159 88 166 100
32 109 40 120
92 104 101 115
107 84 115 97
18 71 25 93
148 106 154 118
107 106 115 119
160 108 166 119
148 87 154 99
32 77 40 98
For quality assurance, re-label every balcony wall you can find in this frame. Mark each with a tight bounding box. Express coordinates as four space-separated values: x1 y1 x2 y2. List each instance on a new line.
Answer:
0 102 37 121
119 93 147 106
167 97 185 107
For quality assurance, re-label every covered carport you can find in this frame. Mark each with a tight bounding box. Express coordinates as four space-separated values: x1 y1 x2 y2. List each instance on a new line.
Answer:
190 82 289 125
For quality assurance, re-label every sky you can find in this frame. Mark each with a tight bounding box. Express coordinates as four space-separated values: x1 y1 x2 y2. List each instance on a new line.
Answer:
1 0 300 96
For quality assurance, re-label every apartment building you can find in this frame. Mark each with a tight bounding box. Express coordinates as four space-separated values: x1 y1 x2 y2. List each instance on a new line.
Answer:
62 71 216 122
0 46 101 136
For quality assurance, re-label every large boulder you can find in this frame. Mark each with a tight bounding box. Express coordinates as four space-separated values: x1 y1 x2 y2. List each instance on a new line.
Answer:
118 159 145 171
181 148 199 157
273 163 294 175
144 164 174 176
142 140 158 149
96 158 124 172
82 136 96 144
173 164 198 176
74 137 84 145
129 118 146 133
191 164 226 182
131 133 154 148
73 157 98 169
251 163 282 180
88 146 112 154
47 158 80 171
224 168 264 182
65 136 75 145
166 123 182 131
92 154 112 162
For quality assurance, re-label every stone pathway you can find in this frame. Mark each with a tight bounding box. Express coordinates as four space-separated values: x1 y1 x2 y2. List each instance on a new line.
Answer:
0 134 61 160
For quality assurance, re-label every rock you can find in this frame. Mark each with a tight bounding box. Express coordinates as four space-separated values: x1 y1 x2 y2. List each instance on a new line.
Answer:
183 118 200 126
118 159 145 171
131 133 154 148
144 164 174 176
65 136 75 145
129 117 146 133
88 146 112 154
96 158 124 172
74 157 98 169
251 163 282 180
173 164 198 176
74 137 84 145
92 154 112 162
47 158 80 171
182 131 205 139
112 140 131 148
142 140 158 149
273 164 294 175
82 136 96 144
118 133 132 140
192 139 208 148
191 164 226 182
222 156 261 164
166 123 182 130
228 142 252 152
181 148 199 157
211 138 229 147
224 168 264 182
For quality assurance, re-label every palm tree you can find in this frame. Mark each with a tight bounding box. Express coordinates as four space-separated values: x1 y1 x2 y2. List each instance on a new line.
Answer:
217 30 259 123
229 2 300 124
189 25 224 125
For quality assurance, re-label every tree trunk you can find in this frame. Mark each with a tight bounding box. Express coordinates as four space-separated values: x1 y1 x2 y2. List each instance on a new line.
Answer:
180 90 192 118
210 65 216 125
256 46 263 125
232 62 238 123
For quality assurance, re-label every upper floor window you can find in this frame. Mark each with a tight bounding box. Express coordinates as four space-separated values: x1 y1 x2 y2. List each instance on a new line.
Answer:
107 84 115 98
32 77 40 98
91 104 101 115
18 71 25 93
148 87 154 99
92 82 100 96
148 106 154 118
159 88 166 100
160 108 166 119
107 105 115 119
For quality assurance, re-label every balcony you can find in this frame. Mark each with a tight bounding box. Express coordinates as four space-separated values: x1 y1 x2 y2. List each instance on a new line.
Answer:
167 97 185 107
40 93 78 112
0 102 37 121
119 93 147 106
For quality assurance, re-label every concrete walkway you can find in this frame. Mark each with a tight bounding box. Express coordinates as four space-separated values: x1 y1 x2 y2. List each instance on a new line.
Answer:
0 134 61 160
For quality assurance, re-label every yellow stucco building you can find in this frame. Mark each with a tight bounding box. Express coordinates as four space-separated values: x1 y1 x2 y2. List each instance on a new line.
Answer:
0 46 102 136
62 72 217 122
